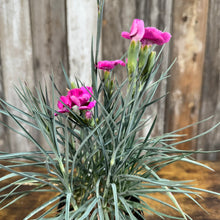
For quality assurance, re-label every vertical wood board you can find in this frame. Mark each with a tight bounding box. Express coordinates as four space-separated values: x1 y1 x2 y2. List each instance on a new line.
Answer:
66 0 98 86
29 0 68 148
0 0 35 152
30 0 68 95
135 0 173 136
197 0 220 160
0 46 7 151
165 0 209 150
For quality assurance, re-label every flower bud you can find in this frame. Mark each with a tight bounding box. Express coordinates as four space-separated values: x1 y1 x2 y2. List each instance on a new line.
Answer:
127 40 141 75
85 111 92 119
146 51 156 73
104 70 110 81
71 81 77 89
141 51 156 82
138 45 151 72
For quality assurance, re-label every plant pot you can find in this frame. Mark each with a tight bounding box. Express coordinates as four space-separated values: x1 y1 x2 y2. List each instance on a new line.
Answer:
125 196 144 220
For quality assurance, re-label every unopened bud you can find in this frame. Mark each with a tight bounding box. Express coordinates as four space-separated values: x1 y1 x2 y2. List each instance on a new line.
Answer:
104 70 110 81
127 40 141 75
141 51 156 82
85 111 92 119
71 82 77 89
138 45 150 71
147 51 156 73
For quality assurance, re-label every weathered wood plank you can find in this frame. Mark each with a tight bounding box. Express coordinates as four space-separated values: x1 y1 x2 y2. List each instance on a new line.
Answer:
135 0 173 136
103 0 172 136
0 47 8 151
165 0 209 150
0 0 35 152
29 0 68 95
66 0 98 85
197 0 220 160
29 0 68 148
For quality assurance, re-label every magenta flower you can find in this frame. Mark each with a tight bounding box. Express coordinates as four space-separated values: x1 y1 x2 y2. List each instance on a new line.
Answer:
85 111 92 119
141 27 171 45
79 100 96 110
121 19 145 41
97 60 125 71
56 86 96 115
68 86 96 110
57 95 72 113
68 87 92 106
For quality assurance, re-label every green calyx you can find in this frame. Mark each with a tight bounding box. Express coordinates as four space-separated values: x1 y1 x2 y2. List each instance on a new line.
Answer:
127 40 141 75
141 50 156 82
138 45 151 71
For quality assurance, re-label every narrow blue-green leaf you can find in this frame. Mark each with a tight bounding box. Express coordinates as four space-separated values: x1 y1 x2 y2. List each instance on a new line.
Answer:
78 198 98 220
0 177 28 192
89 208 98 220
181 158 214 171
61 62 71 89
0 194 27 210
23 194 63 220
111 183 119 220
0 184 21 205
95 0 104 63
65 193 71 220
0 164 62 192
36 201 62 220
170 122 220 146
96 178 104 220
0 104 54 162
0 173 18 182
118 196 136 219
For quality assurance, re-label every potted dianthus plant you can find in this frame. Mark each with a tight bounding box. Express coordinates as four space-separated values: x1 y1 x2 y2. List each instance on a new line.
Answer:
0 1 219 219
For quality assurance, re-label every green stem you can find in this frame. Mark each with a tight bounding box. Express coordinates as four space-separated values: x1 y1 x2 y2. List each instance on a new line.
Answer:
103 152 116 205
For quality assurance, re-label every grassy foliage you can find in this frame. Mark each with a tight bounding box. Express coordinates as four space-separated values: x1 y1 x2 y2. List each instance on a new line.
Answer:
0 1 219 219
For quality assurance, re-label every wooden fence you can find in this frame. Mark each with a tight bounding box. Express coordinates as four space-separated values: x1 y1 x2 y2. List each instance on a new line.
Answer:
0 0 219 160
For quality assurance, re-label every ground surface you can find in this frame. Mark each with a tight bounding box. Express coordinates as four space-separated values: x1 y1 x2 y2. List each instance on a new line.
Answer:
0 161 219 220
143 161 220 220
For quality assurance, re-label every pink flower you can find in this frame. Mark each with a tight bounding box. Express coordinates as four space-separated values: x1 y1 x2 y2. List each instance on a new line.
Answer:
141 27 171 45
68 86 96 110
85 111 92 119
97 60 125 71
78 100 96 110
121 19 145 41
68 87 92 106
57 95 72 113
56 86 96 115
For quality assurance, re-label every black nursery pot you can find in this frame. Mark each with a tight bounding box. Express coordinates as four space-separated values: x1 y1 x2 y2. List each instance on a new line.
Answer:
57 196 74 214
125 195 145 220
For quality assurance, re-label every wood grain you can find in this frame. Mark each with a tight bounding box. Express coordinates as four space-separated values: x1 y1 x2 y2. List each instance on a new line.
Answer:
135 0 173 136
0 45 8 151
29 0 68 95
197 0 220 160
66 0 98 85
165 0 209 150
29 0 68 148
0 0 35 152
